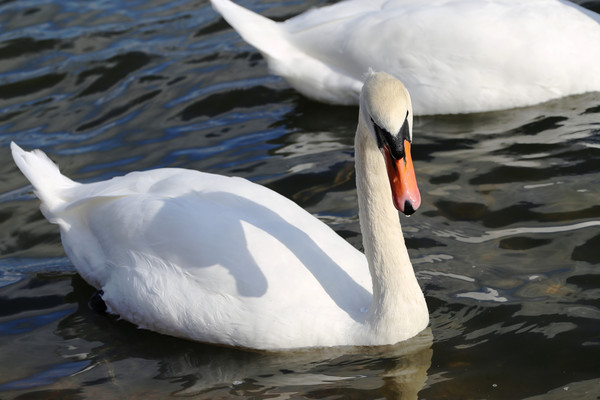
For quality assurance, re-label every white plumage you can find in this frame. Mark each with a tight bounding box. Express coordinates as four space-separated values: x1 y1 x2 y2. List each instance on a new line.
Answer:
211 0 600 114
11 71 428 350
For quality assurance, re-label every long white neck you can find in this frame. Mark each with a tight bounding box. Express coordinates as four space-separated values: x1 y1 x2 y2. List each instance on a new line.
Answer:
354 114 428 343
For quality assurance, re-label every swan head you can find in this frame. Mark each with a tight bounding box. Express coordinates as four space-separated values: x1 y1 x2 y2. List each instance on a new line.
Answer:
360 71 421 215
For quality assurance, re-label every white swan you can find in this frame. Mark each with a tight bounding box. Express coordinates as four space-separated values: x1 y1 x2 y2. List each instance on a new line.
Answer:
210 0 600 115
11 71 428 350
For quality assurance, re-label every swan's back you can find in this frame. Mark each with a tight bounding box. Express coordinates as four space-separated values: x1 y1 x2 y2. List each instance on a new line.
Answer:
287 0 600 113
79 170 373 347
213 0 600 113
11 143 372 349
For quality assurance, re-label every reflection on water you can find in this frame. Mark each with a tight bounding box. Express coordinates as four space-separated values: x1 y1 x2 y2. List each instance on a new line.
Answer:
0 274 432 398
1 0 600 398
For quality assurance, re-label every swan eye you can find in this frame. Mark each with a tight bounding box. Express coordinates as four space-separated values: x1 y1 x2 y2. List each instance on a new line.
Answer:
371 111 410 160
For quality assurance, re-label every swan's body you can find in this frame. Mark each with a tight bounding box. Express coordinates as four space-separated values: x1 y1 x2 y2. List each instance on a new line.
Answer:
211 0 600 115
11 72 427 350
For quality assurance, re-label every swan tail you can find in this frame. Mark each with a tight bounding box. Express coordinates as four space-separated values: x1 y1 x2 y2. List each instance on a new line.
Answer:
210 0 299 67
210 0 362 104
11 142 78 214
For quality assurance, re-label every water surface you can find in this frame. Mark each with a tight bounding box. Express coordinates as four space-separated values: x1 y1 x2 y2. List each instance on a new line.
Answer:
1 0 600 398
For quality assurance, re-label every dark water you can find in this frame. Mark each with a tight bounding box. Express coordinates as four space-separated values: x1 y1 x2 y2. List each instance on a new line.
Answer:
1 0 600 398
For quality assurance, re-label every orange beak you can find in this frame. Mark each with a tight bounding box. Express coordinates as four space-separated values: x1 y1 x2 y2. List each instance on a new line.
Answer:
381 139 421 215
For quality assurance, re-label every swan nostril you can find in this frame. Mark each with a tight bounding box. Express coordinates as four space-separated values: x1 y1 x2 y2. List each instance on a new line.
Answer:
403 200 415 216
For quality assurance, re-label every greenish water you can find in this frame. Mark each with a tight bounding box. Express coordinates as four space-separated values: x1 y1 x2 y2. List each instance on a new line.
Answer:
1 0 600 398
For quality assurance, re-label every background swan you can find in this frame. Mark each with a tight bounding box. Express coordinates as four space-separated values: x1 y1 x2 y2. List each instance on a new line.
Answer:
210 0 600 115
11 71 428 350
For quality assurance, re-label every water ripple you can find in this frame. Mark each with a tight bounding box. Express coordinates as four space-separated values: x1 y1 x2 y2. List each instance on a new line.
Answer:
434 220 600 244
